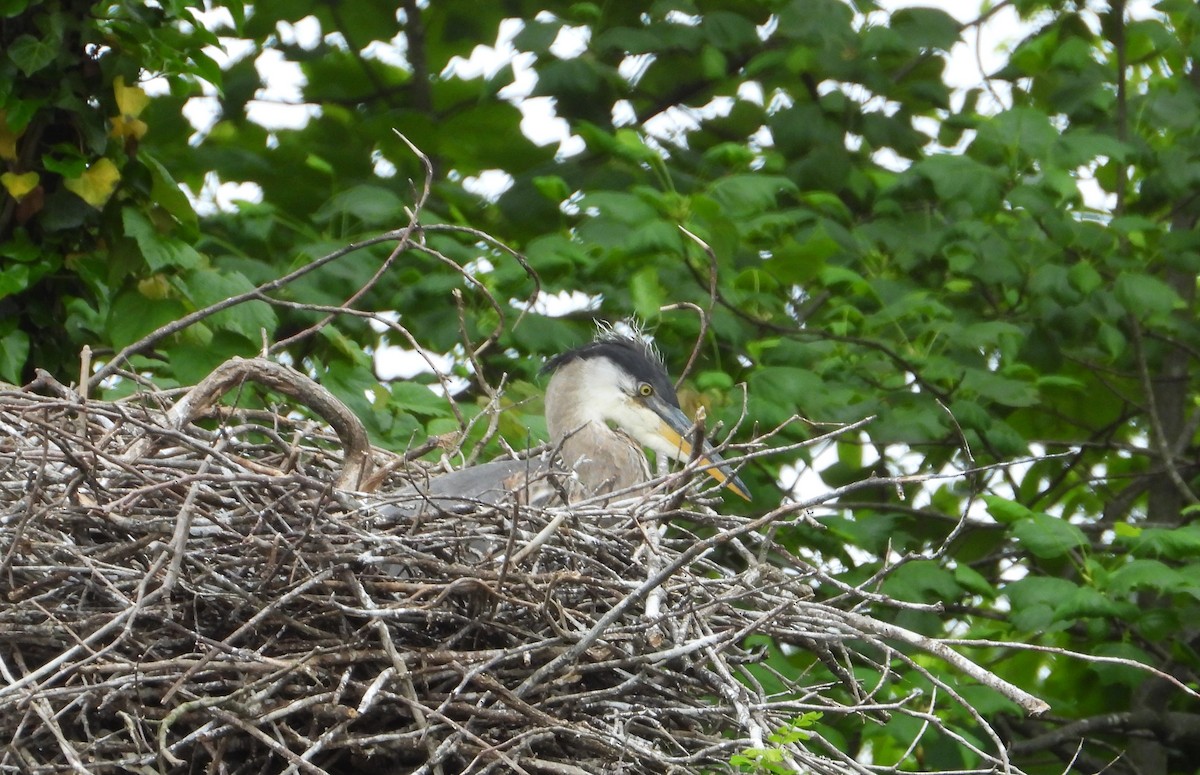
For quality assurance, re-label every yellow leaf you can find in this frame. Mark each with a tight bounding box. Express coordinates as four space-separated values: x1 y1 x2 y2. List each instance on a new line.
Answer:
1 171 39 201
113 76 150 118
0 111 21 162
110 114 149 141
64 158 121 208
110 76 151 141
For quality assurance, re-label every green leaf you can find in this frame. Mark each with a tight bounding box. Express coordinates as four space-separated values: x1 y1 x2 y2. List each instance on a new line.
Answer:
776 0 854 44
532 175 571 204
836 440 862 469
41 148 88 177
389 382 453 418
1055 130 1133 166
748 366 820 425
971 107 1059 163
1035 374 1085 391
818 264 870 292
1107 559 1183 595
320 356 386 439
953 564 996 598
1118 523 1200 560
0 0 32 18
630 265 665 320
768 712 822 744
889 7 962 51
707 174 798 217
695 370 733 391
144 153 199 235
165 332 256 386
703 11 759 51
962 369 1039 408
881 560 960 603
764 228 839 284
579 191 657 225
1114 273 1183 318
613 129 659 164
182 270 276 342
0 228 40 263
871 400 948 444
524 234 588 275
1013 511 1089 559
958 321 1024 349
7 33 57 75
314 185 407 228
1067 261 1103 294
122 208 202 271
1005 576 1077 631
1097 323 1126 359
0 264 32 299
955 684 1023 717
984 495 1035 525
512 19 562 53
1054 585 1132 621
626 219 680 254
909 154 1003 213
1113 522 1141 540
1006 575 1078 610
107 290 187 349
0 325 28 382
534 57 605 100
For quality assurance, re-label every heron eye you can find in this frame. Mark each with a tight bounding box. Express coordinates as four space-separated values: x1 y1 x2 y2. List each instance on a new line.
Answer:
638 383 654 397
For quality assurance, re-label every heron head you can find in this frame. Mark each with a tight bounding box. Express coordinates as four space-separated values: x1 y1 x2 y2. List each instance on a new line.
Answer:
543 332 750 500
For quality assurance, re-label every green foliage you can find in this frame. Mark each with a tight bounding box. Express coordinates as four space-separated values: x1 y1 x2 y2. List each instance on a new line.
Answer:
730 713 823 774
4 0 1200 772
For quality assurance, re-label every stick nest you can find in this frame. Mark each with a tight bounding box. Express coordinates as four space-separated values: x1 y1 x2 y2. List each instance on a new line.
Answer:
0 359 1038 775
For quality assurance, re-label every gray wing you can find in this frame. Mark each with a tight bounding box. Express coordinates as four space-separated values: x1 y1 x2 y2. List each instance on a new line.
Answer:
352 457 568 571
377 456 567 517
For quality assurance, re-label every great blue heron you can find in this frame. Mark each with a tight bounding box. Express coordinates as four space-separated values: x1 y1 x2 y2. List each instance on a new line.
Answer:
398 332 749 512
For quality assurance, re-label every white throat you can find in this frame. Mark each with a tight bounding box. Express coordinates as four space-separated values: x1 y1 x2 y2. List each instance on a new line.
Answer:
543 357 652 497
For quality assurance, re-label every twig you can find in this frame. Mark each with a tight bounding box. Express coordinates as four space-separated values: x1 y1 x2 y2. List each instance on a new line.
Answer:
837 609 1050 716
87 229 412 391
671 225 718 386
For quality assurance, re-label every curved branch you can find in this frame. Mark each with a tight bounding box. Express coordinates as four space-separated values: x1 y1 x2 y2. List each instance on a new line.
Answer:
125 357 373 491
